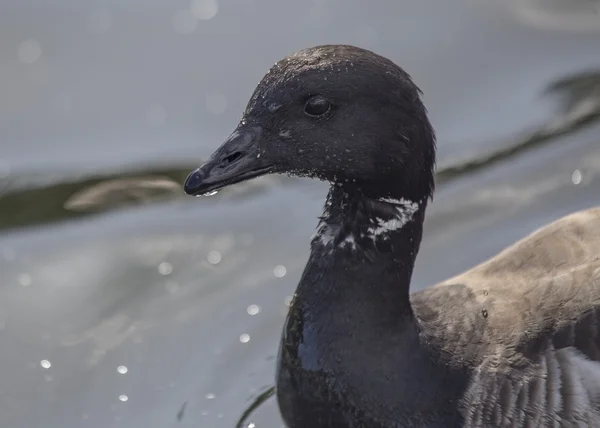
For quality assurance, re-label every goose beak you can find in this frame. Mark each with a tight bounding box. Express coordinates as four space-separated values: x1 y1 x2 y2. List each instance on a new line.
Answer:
184 126 272 196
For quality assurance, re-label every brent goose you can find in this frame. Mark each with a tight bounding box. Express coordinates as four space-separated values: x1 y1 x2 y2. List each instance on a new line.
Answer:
184 45 600 427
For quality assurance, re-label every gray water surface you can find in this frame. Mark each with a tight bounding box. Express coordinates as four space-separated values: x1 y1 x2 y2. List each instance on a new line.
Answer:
1 1 600 427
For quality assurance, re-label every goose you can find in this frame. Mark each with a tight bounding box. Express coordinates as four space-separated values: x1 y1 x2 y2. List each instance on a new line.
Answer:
183 45 600 427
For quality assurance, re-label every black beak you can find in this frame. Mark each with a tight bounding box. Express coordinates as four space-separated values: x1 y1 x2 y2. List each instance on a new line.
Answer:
184 126 272 196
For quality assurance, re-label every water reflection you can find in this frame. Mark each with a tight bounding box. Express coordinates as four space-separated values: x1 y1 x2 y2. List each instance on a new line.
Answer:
514 0 600 32
0 165 294 231
235 386 276 428
437 69 600 182
1 0 600 427
3 63 600 234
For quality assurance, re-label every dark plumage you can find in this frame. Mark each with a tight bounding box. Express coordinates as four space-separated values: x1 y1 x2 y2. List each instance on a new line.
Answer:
184 45 600 427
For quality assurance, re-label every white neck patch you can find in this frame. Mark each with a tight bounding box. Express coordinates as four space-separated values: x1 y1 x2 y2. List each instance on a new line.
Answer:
311 196 420 251
366 197 419 241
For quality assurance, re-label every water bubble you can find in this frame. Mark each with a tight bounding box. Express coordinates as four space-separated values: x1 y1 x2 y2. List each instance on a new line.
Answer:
18 273 32 287
207 250 221 265
239 334 250 343
273 265 287 278
172 9 198 34
572 169 582 185
18 39 42 64
248 423 256 428
205 92 228 115
118 394 129 402
247 304 261 315
190 0 219 20
117 365 128 374
201 190 219 197
158 262 173 275
40 359 51 369
205 393 216 400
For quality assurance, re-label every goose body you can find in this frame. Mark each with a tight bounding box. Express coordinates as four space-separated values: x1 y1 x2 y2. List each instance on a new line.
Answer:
419 207 600 427
183 45 600 427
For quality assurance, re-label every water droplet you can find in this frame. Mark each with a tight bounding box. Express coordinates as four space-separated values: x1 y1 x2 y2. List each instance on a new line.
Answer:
481 309 488 318
248 423 256 428
205 393 216 399
239 334 250 343
118 394 128 402
172 9 197 34
247 304 260 315
18 273 32 287
190 0 218 20
273 265 287 277
202 190 218 197
207 250 222 264
158 262 173 276
117 365 128 374
18 39 42 64
40 359 51 369
572 169 582 185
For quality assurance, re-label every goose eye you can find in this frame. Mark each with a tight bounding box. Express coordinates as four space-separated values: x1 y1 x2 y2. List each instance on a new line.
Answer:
304 96 331 117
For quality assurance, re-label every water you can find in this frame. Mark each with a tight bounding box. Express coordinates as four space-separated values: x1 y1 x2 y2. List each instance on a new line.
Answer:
1 0 600 427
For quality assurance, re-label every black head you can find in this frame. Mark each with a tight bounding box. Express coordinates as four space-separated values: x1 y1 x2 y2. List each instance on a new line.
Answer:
184 45 436 200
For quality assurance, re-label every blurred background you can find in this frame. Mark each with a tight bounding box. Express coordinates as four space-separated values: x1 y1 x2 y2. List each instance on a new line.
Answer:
1 0 600 426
